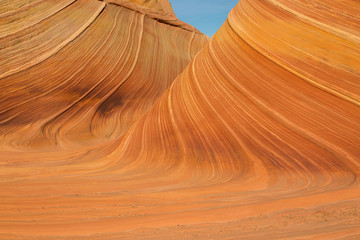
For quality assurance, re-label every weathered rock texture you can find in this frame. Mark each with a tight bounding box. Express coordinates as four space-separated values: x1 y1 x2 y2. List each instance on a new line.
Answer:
0 0 359 239
0 0 208 150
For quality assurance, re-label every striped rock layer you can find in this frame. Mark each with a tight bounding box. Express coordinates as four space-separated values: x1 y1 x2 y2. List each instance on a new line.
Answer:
0 0 208 150
1 0 360 239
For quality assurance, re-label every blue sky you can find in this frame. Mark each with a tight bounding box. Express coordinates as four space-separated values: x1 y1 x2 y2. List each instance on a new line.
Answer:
169 0 238 37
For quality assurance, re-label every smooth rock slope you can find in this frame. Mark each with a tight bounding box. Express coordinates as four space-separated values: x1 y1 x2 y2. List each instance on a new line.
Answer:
0 0 359 239
0 0 208 150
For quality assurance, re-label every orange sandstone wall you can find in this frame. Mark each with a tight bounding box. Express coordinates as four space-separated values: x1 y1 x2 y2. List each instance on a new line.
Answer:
0 0 208 151
0 0 359 239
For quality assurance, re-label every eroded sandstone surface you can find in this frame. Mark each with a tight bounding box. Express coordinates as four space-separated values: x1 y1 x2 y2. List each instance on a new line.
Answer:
0 0 359 239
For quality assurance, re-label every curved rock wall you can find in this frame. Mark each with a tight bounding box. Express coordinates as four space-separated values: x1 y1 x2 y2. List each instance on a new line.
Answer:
0 0 208 150
0 0 359 239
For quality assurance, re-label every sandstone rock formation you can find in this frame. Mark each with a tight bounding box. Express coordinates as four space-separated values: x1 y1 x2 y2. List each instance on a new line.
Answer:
0 0 359 239
0 0 208 150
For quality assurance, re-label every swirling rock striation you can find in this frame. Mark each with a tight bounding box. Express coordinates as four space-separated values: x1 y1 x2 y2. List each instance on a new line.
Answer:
0 0 208 150
0 0 360 239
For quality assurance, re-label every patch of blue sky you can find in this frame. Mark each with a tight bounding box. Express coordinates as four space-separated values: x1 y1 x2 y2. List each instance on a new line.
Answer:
169 0 238 37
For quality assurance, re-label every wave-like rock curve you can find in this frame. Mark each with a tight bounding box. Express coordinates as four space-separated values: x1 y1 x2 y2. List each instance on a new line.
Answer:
0 0 359 239
0 0 208 151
